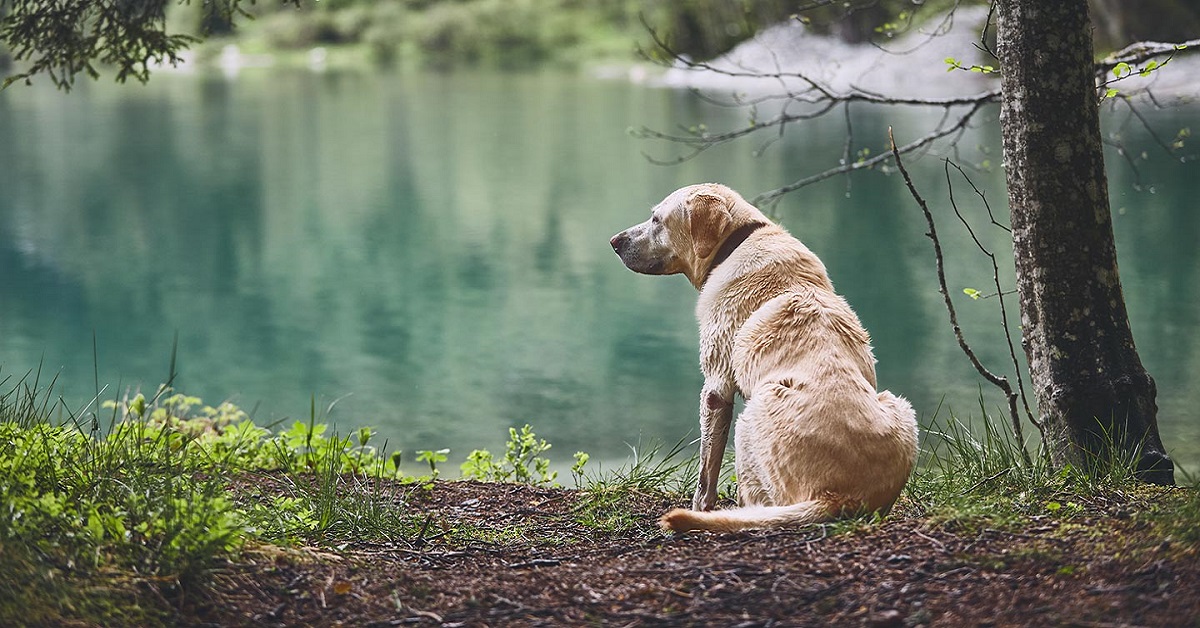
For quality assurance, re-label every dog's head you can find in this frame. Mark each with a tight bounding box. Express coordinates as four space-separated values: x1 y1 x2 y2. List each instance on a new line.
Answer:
610 183 766 288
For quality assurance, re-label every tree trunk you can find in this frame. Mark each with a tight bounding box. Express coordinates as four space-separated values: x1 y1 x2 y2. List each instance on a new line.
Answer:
995 0 1174 484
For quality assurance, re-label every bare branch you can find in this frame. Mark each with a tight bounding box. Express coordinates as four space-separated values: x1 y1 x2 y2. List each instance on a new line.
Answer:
643 16 1000 108
841 102 855 197
944 159 1040 438
640 14 1003 204
1094 38 1200 99
754 100 993 206
973 0 999 61
633 100 841 147
944 160 1009 233
1100 39 1200 70
889 128 1034 464
639 11 1194 209
1098 94 1197 191
869 0 964 56
1117 95 1188 157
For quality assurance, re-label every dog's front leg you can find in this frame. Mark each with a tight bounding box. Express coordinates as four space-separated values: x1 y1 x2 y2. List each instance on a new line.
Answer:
693 384 734 511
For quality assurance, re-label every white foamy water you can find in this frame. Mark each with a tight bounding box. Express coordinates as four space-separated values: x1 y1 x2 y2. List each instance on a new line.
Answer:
658 7 996 99
656 7 1200 103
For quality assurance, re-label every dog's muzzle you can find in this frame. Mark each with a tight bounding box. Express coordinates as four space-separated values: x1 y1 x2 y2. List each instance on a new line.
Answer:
610 231 665 274
609 231 630 256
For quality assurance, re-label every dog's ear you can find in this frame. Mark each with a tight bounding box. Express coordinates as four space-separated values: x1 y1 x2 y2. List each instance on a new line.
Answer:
689 192 731 260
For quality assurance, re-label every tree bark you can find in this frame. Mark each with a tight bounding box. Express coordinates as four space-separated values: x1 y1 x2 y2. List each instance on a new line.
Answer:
996 0 1173 484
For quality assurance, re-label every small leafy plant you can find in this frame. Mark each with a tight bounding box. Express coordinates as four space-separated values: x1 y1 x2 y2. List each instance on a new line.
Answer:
460 424 558 485
417 448 451 478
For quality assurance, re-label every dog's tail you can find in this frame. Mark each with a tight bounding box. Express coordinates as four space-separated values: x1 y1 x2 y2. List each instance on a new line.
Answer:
660 494 855 533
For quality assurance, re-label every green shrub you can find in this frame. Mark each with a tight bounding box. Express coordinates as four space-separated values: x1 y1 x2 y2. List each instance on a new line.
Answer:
362 2 409 65
411 0 573 68
461 424 557 485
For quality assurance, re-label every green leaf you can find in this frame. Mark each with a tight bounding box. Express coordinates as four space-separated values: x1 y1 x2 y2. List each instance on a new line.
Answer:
86 510 105 541
571 451 589 476
963 288 982 300
129 393 146 419
1046 501 1062 512
1104 87 1119 99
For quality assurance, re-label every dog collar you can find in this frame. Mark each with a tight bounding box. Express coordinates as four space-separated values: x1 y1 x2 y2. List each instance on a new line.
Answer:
703 221 768 286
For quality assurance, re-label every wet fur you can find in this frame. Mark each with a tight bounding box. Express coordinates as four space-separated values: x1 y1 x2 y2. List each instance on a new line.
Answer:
611 183 919 533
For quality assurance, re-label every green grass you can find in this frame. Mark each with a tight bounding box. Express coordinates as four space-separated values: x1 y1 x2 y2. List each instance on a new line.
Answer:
569 438 699 535
0 373 243 625
905 402 1199 545
0 370 424 625
1 367 1197 625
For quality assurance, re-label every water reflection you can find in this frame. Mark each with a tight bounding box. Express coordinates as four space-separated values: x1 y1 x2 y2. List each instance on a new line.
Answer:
0 70 1196 472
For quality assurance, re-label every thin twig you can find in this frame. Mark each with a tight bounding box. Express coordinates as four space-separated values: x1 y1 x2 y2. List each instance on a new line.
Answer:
1098 38 1200 70
869 0 962 56
755 101 991 206
1095 39 1199 100
943 160 1040 438
974 0 999 61
1102 137 1147 190
642 15 1001 108
1117 94 1187 156
841 101 854 197
889 127 1033 466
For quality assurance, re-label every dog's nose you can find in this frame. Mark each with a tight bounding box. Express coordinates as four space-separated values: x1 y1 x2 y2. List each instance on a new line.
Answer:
610 232 627 254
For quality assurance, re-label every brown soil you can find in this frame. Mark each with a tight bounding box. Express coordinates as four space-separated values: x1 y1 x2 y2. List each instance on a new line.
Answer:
188 480 1199 627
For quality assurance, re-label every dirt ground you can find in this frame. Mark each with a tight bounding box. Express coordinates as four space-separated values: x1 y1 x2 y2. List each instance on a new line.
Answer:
189 480 1199 627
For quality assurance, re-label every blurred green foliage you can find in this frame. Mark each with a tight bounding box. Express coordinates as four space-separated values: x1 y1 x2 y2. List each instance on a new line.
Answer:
231 0 1200 68
5 0 1199 83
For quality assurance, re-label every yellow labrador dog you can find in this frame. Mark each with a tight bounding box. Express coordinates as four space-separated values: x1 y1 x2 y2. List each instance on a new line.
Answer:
610 183 918 532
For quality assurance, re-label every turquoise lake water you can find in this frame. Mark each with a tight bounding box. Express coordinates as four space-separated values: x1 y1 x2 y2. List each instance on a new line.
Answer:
1 70 1196 473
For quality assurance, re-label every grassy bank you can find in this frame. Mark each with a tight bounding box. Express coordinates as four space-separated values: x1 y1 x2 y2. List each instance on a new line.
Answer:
173 0 658 72
1 373 1197 625
168 0 957 73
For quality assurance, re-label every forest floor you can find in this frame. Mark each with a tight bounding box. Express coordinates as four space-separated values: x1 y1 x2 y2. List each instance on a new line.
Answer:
184 478 1200 627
